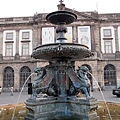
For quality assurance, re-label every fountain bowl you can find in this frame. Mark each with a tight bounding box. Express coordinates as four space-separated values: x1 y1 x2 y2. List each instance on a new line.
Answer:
31 43 92 61
46 10 77 25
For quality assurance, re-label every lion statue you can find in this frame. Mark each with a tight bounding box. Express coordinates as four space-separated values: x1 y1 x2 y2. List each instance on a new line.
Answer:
31 67 46 100
77 66 91 99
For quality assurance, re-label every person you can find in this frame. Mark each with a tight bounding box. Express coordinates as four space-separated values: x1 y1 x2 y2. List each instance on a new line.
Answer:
10 87 13 96
0 86 2 94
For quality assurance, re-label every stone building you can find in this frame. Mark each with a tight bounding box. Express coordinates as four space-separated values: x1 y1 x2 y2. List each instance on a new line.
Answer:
0 5 120 91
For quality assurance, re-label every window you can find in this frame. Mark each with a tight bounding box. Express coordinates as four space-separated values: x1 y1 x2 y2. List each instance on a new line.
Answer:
22 43 29 55
20 66 31 88
6 33 13 40
22 32 29 39
104 41 112 53
104 64 116 86
3 67 14 88
5 43 13 56
103 29 112 37
19 30 32 56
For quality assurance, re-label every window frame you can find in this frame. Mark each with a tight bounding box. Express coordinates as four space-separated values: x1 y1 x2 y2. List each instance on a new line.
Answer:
103 29 112 37
22 32 30 39
5 43 13 56
6 32 13 40
22 43 29 56
104 41 113 53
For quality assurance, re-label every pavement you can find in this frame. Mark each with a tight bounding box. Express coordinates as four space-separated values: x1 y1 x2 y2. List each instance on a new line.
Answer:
0 90 120 106
92 90 120 103
0 92 31 106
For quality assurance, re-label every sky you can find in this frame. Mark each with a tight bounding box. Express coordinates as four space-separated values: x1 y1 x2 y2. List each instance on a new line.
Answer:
0 0 120 18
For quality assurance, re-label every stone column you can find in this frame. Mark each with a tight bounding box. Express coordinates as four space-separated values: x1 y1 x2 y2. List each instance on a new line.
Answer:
0 30 3 61
91 24 100 52
90 61 99 90
73 26 77 43
39 26 42 45
0 29 3 87
14 72 20 91
114 26 119 51
16 30 19 54
14 65 20 91
116 61 120 88
37 26 41 46
54 26 57 42
0 30 3 54
0 73 3 88
33 25 40 47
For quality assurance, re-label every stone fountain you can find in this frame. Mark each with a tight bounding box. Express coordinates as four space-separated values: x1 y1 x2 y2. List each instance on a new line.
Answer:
25 1 99 120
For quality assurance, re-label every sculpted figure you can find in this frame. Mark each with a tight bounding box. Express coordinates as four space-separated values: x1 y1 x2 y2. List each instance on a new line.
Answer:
31 67 46 100
77 66 91 99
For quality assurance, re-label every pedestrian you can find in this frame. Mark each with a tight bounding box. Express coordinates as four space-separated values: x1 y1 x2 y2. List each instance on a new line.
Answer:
0 86 2 94
10 86 13 96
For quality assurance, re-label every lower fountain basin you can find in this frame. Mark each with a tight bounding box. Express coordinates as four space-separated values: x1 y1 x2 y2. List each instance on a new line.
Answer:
31 43 92 61
25 97 99 120
0 101 120 120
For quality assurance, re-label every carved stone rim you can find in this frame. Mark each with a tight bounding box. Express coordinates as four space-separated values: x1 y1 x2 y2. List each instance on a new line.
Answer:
32 43 92 61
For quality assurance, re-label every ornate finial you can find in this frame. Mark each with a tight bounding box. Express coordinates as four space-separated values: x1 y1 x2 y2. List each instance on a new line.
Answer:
58 0 65 10
59 0 64 4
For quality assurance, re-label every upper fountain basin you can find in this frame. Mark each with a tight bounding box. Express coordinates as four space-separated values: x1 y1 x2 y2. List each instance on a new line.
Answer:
46 10 77 25
31 43 92 61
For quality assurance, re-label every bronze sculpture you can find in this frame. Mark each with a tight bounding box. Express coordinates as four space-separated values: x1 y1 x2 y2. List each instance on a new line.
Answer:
25 1 99 120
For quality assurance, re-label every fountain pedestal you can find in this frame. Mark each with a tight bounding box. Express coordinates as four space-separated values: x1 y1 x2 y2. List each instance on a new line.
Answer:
25 97 99 120
25 60 99 120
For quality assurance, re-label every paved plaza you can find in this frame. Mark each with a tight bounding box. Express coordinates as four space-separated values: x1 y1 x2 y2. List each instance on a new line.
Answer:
0 90 120 106
92 90 120 103
0 92 31 106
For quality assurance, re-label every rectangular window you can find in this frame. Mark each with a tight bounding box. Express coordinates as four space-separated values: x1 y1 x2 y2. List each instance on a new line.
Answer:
5 43 13 56
104 41 112 53
103 29 112 37
22 43 29 55
22 32 29 39
6 33 13 40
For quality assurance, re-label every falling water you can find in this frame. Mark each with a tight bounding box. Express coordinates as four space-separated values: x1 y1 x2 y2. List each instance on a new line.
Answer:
88 71 112 120
11 72 35 120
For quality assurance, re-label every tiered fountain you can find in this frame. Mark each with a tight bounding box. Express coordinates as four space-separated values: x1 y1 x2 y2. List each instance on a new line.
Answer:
25 1 99 120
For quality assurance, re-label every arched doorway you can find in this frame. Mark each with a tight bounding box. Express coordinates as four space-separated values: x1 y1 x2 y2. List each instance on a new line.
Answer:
3 67 14 91
20 66 31 91
104 64 116 86
81 64 93 91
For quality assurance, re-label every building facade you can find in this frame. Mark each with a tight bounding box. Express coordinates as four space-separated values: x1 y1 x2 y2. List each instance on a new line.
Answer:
0 7 120 91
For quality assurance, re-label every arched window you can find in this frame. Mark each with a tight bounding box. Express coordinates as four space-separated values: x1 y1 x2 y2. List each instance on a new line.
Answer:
3 67 14 88
104 64 116 86
81 64 93 90
20 66 31 89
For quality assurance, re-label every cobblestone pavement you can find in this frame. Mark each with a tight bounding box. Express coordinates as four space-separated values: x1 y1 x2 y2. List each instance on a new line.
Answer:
0 90 120 106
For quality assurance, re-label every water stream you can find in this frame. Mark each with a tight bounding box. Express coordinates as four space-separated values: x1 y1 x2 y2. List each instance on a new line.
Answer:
11 72 35 120
88 71 112 120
